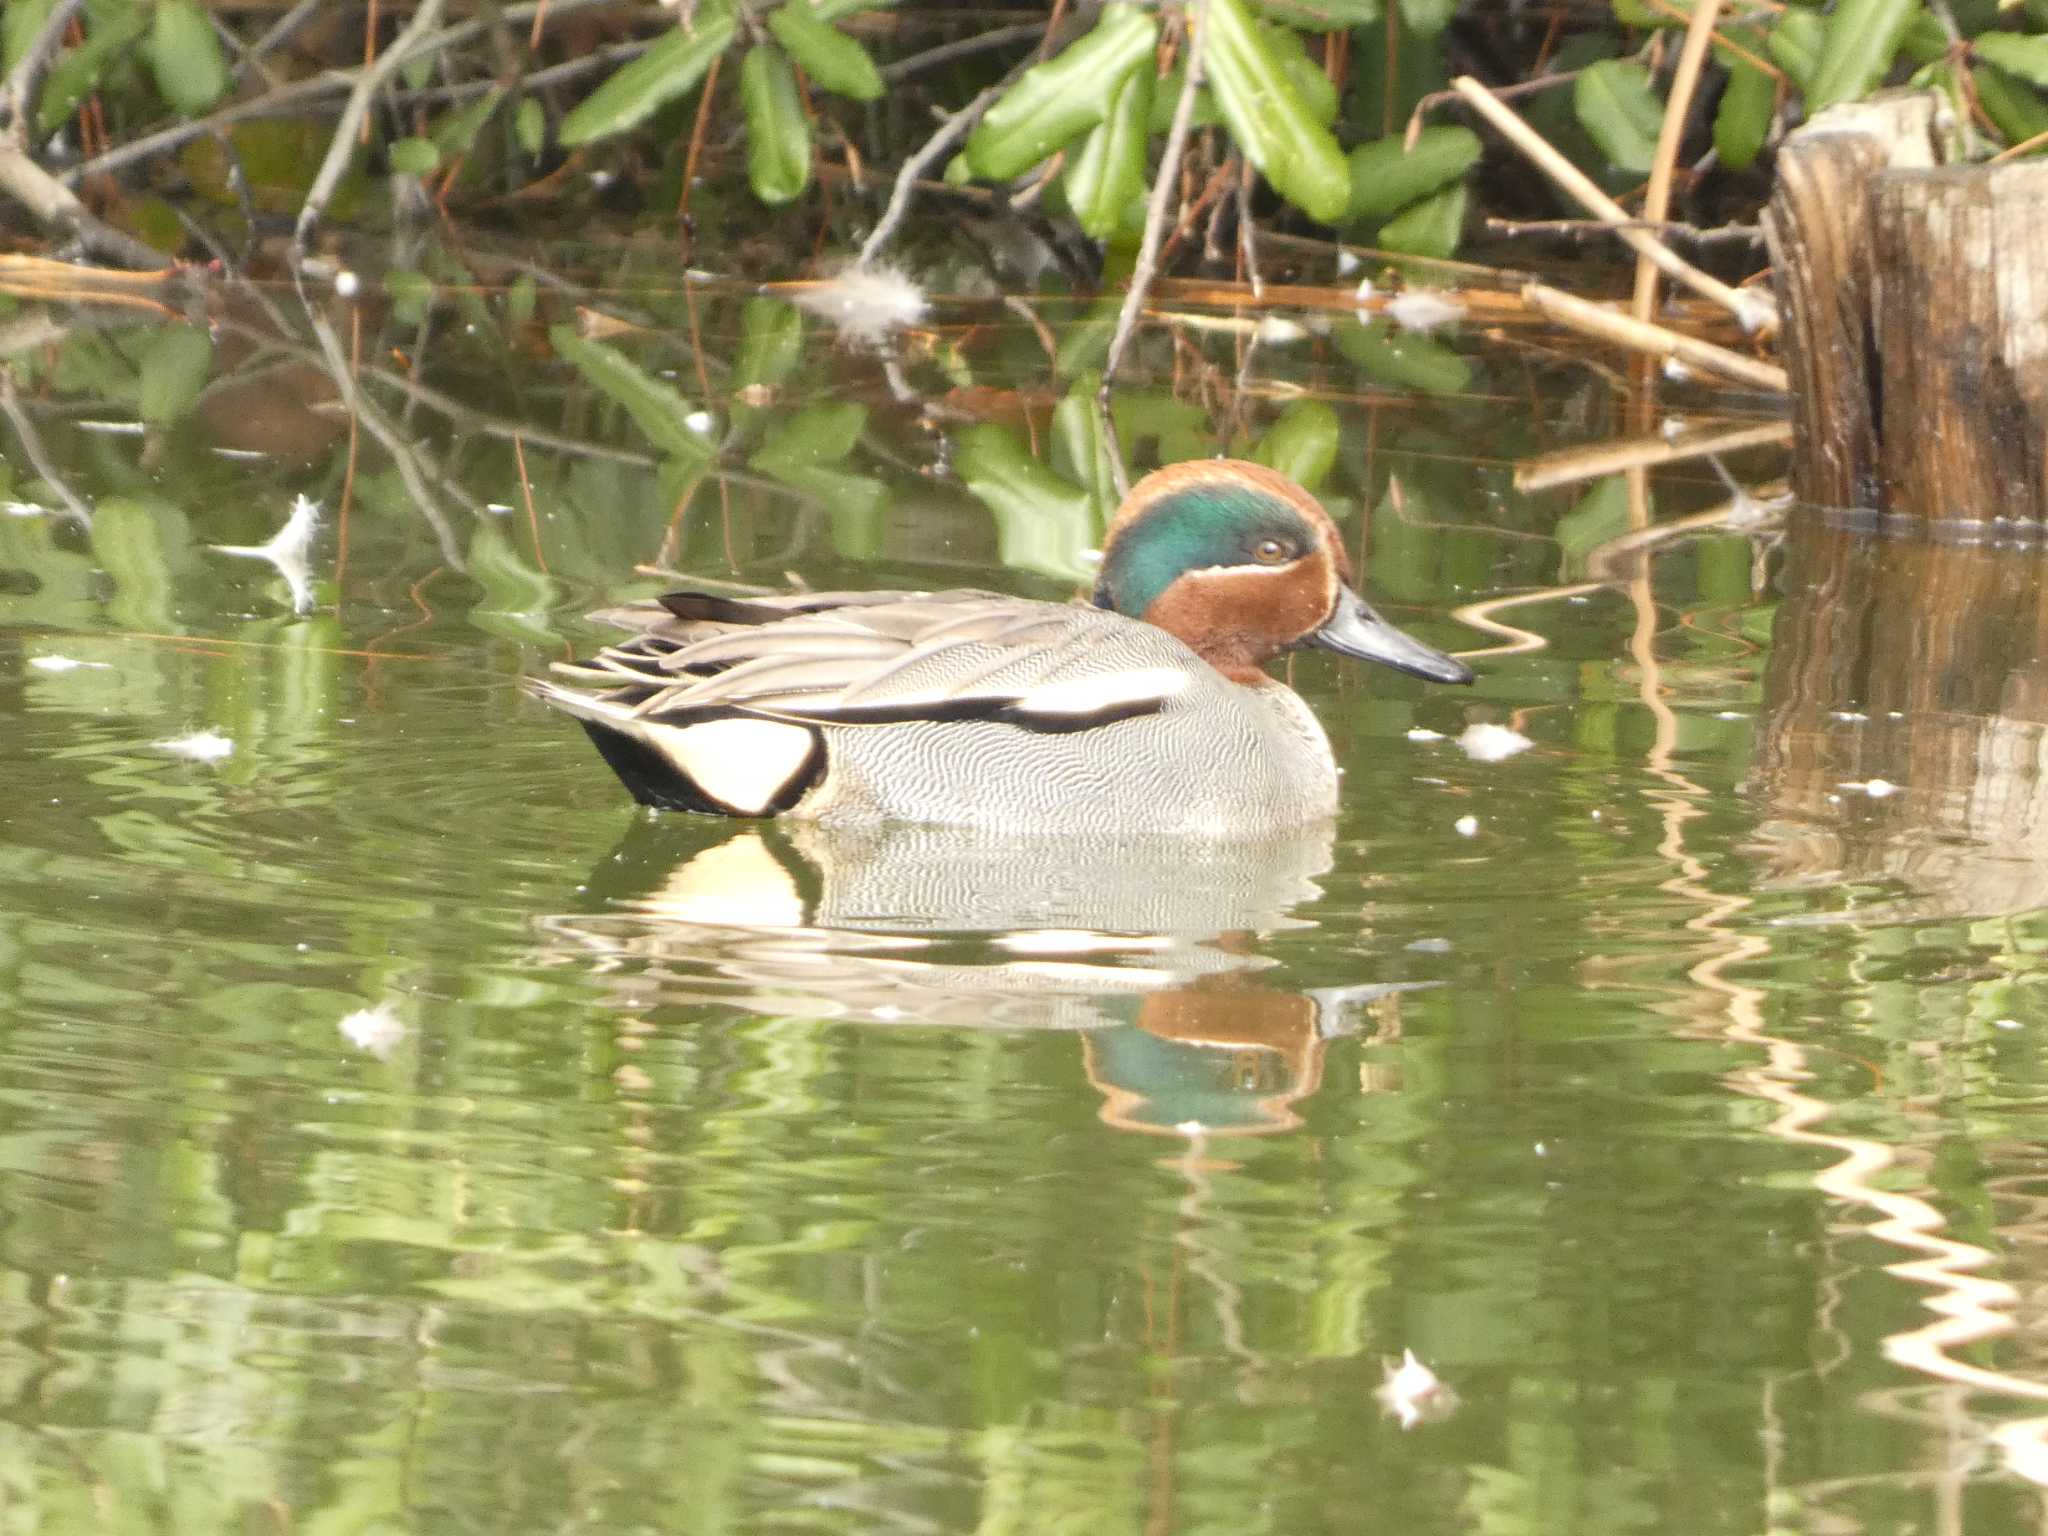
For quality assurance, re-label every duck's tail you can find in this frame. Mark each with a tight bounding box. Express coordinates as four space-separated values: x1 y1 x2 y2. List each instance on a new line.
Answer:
525 676 822 817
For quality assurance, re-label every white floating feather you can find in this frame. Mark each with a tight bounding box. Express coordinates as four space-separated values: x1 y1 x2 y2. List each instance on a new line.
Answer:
788 261 929 346
338 1000 407 1059
1457 722 1533 763
212 494 320 614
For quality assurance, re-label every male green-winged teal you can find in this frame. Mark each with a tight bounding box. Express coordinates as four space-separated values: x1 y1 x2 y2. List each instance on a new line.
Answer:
528 458 1473 834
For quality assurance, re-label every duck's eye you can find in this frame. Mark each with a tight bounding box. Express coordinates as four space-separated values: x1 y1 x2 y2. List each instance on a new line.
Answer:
1253 538 1294 565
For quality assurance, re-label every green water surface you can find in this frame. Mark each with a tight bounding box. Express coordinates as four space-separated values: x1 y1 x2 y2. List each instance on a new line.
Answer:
3 258 2046 1535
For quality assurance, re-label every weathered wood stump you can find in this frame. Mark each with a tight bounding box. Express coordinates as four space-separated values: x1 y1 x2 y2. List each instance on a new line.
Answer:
1764 96 2048 522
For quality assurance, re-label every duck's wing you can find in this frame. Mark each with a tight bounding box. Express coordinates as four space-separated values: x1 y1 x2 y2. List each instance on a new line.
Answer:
526 589 1197 816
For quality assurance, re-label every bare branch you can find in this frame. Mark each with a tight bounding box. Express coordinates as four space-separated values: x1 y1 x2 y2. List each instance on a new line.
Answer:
295 0 449 252
1102 0 1212 390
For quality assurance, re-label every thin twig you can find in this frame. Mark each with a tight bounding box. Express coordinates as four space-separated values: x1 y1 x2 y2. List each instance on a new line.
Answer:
1990 124 2048 163
1640 0 1779 78
858 58 1032 267
1406 67 1582 150
240 0 328 82
0 368 92 529
295 0 447 251
1522 281 1789 392
882 22 1048 84
678 50 723 226
66 0 623 185
0 145 173 269
1632 0 1722 323
1485 215 1762 246
1103 0 1212 391
1452 74 1778 333
394 40 646 107
298 300 466 568
1236 154 1261 300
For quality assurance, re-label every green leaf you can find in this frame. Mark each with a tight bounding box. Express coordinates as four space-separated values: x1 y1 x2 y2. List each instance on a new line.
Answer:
1714 36 1775 171
1611 0 1689 27
1050 372 1119 514
1147 67 1220 134
1900 8 1949 65
147 0 229 115
1377 180 1467 258
965 4 1159 180
1976 32 2048 90
767 3 884 100
514 97 546 157
751 401 866 476
1204 0 1350 222
1973 62 2048 147
1335 318 1472 395
506 273 538 326
432 86 506 156
734 298 805 395
550 324 711 461
1807 0 1917 111
1574 59 1665 172
1347 126 1480 222
467 518 557 620
749 405 884 549
92 498 186 633
1555 476 1632 576
39 6 147 135
741 45 812 205
1252 0 1379 30
385 269 434 327
388 136 440 176
1253 399 1340 490
1398 0 1459 37
952 424 1099 583
1273 23 1339 127
1064 66 1152 240
137 326 213 426
3 0 57 77
559 3 736 146
1766 8 1824 92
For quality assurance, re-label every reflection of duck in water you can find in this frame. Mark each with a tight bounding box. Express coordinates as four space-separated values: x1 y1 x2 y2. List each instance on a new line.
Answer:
529 460 1471 834
1087 978 1427 1137
535 819 1434 1135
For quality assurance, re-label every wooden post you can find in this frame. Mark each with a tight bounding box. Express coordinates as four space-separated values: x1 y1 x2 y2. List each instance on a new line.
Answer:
1870 164 2048 522
1760 95 2048 522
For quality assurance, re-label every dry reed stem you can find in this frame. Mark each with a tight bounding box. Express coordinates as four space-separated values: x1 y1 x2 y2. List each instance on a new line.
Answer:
1522 282 1790 392
1515 419 1793 492
1453 75 1778 334
1632 0 1723 323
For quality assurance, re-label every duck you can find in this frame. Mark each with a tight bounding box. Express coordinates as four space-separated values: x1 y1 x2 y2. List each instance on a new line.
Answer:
527 458 1474 835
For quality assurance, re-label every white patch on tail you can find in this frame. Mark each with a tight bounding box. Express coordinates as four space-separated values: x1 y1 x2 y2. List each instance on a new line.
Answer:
644 716 816 815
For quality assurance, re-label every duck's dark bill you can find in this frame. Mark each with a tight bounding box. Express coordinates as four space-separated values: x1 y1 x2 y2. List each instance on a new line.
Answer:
1311 588 1475 685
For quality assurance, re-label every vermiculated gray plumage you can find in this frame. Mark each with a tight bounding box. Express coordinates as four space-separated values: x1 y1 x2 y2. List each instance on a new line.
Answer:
527 589 1342 834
